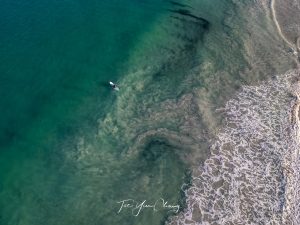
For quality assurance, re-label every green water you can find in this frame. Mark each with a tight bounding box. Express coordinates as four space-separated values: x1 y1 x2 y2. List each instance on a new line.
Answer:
0 0 194 224
0 0 296 224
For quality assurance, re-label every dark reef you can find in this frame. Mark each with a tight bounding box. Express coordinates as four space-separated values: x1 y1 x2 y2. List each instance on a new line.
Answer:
169 1 192 9
168 9 209 29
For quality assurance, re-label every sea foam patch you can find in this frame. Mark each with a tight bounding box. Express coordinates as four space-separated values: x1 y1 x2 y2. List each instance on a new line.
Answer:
169 70 300 225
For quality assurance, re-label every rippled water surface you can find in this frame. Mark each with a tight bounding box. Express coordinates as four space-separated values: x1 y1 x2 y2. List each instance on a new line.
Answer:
0 0 299 224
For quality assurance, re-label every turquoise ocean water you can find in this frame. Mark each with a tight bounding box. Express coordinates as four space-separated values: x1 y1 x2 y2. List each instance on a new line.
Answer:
0 0 298 225
0 0 194 224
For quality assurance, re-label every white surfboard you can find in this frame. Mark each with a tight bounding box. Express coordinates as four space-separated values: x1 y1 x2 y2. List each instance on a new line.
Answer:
109 81 119 91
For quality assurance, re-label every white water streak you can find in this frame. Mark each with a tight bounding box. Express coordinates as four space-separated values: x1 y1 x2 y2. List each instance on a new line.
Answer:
170 70 300 225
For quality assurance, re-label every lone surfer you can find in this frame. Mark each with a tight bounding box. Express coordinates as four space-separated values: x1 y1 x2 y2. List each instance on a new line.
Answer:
109 81 119 91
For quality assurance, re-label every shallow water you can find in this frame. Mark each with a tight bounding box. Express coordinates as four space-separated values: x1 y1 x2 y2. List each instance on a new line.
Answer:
0 0 299 224
170 70 300 224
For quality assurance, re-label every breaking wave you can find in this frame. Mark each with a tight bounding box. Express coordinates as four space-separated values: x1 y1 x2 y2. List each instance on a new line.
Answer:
170 69 300 225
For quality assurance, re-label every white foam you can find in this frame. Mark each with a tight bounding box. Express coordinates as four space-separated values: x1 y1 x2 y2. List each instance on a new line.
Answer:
170 70 300 225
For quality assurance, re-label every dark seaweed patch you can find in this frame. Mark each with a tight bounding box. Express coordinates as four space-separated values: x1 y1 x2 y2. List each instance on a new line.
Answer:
152 71 166 80
168 9 209 29
141 138 173 162
169 1 192 9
